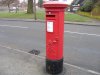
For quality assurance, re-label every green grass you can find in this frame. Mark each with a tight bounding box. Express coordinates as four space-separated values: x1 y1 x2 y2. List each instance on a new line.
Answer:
0 11 91 22
78 11 100 20
36 11 45 20
65 12 90 22
0 12 34 19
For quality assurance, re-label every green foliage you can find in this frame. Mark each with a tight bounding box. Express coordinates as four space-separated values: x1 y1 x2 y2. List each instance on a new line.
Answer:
38 0 43 7
80 1 94 12
95 1 100 7
80 0 100 12
91 1 100 16
78 11 100 20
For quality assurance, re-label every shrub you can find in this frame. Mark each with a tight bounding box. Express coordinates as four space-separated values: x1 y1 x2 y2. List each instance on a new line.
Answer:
96 1 100 7
91 1 100 16
80 1 94 12
38 0 43 7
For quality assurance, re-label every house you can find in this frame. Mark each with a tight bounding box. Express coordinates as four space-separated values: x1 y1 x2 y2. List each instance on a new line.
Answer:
69 0 85 12
72 0 85 6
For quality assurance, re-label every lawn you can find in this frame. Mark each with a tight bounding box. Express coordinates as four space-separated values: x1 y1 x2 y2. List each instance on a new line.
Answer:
0 11 90 22
65 12 90 22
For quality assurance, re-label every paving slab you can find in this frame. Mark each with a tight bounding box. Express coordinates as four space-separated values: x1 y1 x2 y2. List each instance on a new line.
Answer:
0 46 99 75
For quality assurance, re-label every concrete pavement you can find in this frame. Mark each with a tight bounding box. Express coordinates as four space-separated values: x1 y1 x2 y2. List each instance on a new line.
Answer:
0 46 99 75
0 20 100 75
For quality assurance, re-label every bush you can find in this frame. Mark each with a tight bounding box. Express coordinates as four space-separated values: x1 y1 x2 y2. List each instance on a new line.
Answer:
96 1 100 7
38 0 43 7
92 6 100 15
80 1 94 12
91 1 100 16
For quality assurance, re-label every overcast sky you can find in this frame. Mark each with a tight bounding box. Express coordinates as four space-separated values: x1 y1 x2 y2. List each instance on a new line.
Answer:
19 0 73 4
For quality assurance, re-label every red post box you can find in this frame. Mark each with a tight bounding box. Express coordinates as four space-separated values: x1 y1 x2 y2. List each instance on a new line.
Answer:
43 1 68 74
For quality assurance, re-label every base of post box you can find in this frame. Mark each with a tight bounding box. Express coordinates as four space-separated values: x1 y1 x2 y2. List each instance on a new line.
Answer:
46 58 63 74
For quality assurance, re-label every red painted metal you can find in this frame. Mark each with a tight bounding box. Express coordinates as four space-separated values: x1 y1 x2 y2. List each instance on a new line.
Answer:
44 1 68 60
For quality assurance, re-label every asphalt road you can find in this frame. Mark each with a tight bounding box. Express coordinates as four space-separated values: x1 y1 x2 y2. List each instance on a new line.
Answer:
0 20 100 74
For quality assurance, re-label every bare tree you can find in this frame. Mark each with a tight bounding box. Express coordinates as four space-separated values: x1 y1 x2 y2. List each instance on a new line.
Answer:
27 0 37 20
27 0 33 14
0 0 19 12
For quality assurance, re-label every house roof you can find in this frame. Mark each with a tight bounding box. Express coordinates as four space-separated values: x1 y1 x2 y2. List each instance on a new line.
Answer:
72 0 85 5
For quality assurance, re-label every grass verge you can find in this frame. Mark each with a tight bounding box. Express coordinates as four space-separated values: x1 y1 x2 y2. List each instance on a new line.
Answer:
65 12 90 22
0 11 90 22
